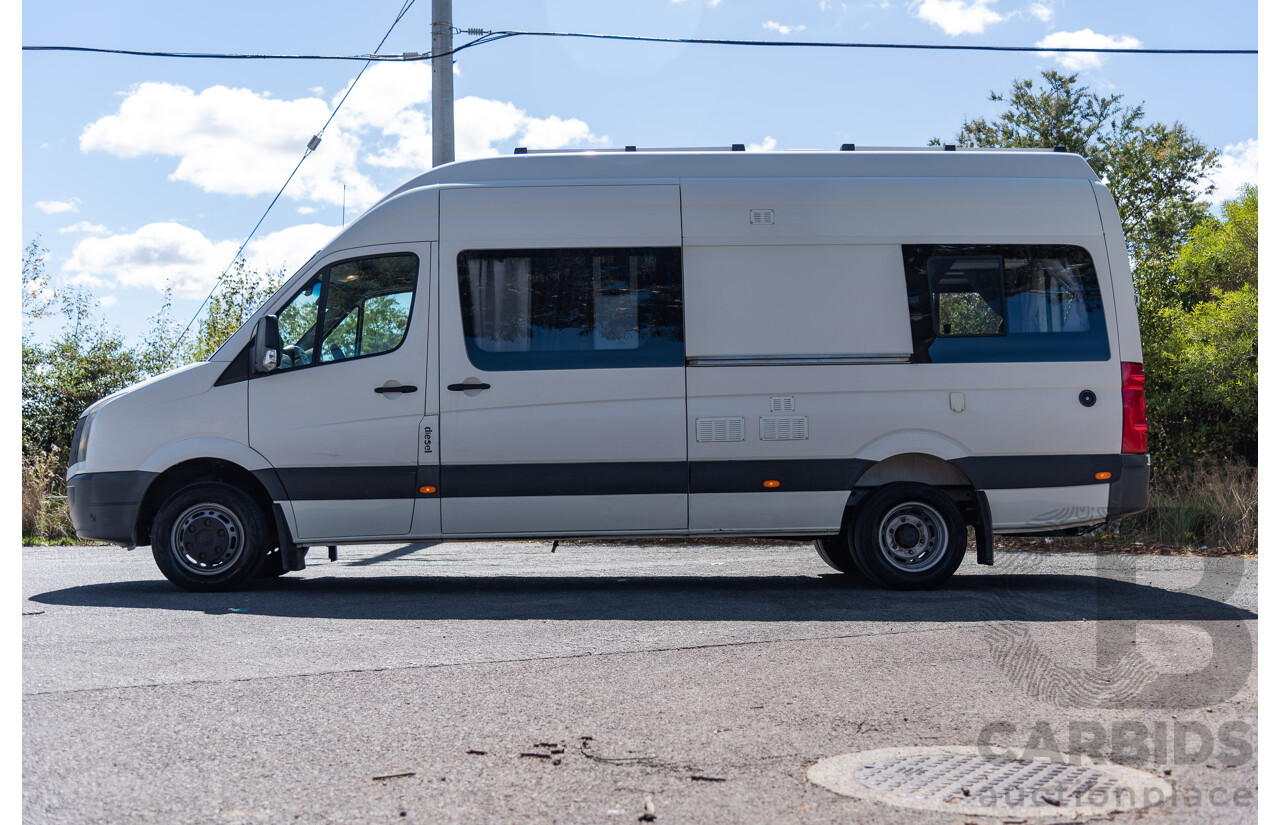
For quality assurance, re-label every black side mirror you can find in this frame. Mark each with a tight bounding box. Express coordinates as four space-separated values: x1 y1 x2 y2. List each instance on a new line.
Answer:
251 315 282 373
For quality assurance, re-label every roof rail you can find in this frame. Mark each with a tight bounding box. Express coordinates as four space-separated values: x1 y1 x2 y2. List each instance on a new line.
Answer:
513 145 747 155
509 144 1076 155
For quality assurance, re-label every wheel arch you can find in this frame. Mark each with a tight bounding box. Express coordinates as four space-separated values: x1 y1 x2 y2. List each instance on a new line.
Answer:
136 458 278 549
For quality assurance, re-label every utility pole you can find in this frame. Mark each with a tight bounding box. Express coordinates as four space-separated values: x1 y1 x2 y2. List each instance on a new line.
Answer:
431 0 455 166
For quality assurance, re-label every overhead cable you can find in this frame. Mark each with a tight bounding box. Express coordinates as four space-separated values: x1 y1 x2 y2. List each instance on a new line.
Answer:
24 30 1258 61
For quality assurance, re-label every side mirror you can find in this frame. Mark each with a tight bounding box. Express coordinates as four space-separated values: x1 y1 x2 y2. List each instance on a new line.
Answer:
252 315 282 373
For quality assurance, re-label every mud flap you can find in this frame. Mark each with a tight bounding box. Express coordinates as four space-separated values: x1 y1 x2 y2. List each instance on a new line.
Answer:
272 503 308 572
974 491 994 566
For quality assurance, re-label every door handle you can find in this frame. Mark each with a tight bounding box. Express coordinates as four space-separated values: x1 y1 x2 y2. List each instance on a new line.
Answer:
447 382 491 392
374 384 418 394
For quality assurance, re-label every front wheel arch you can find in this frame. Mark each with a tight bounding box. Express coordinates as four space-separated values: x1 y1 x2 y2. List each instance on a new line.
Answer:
136 458 277 549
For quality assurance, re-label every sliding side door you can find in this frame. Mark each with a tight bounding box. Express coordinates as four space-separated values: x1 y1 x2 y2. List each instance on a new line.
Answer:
437 185 687 536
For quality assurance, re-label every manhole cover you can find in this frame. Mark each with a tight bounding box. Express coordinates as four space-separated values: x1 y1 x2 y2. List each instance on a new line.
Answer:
808 746 1172 817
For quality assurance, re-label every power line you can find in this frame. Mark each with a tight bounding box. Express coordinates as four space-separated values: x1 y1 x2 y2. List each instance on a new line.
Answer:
458 29 1257 56
24 31 1258 61
176 0 417 348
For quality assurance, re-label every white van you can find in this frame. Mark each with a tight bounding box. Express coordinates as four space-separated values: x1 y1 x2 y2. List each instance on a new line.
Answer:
67 148 1150 591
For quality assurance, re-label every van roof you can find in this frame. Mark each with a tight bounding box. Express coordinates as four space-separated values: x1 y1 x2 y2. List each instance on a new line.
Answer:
380 149 1100 203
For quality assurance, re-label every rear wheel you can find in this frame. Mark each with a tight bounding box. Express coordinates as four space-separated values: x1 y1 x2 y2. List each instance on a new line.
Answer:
813 537 864 577
151 482 268 592
850 483 966 589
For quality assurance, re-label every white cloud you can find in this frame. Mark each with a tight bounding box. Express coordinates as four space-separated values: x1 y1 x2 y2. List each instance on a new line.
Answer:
80 80 381 208
454 96 608 158
58 221 109 235
98 296 119 307
913 0 1005 36
34 198 80 214
63 221 340 297
1027 1 1053 22
763 20 808 35
1205 139 1258 208
747 136 778 151
297 206 317 215
80 64 606 202
1036 29 1141 70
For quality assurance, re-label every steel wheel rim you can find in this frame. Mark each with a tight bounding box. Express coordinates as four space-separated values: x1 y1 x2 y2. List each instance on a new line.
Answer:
170 504 245 576
877 501 948 573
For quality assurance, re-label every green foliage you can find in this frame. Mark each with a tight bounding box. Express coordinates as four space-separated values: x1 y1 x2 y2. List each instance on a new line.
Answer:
944 71 1217 279
1139 186 1258 473
22 289 149 463
1144 284 1257 471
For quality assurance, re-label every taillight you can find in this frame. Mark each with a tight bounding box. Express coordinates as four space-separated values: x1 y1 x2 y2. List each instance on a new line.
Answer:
1121 362 1148 454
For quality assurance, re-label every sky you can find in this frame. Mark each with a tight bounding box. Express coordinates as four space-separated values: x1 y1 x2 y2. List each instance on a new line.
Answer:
19 0 1261 348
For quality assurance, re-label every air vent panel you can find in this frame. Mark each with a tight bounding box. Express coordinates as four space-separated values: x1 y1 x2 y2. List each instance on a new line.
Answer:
770 396 795 412
697 417 746 442
761 416 808 441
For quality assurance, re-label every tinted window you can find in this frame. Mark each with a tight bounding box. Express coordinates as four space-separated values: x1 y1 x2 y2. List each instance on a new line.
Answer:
457 247 684 371
272 253 418 372
902 245 1109 363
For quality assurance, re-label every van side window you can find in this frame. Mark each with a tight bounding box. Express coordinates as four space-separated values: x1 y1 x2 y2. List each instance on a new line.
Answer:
273 253 418 372
457 247 684 371
902 244 1109 363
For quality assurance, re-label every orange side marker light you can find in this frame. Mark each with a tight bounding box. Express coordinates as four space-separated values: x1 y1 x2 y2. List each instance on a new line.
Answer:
1094 472 1112 481
763 480 782 489
419 485 438 494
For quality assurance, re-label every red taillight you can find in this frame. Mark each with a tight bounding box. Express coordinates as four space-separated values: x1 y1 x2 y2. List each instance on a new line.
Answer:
1121 362 1148 454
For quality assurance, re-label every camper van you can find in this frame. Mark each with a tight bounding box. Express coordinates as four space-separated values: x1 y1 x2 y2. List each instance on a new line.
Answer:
67 148 1149 591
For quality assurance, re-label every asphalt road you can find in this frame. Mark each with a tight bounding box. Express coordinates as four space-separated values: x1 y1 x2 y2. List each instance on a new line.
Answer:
23 541 1258 824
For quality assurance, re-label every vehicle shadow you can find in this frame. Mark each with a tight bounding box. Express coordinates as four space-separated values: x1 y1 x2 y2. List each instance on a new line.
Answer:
29 568 1256 624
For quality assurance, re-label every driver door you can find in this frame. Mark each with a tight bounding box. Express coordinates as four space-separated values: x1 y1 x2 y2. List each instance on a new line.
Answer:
248 244 431 540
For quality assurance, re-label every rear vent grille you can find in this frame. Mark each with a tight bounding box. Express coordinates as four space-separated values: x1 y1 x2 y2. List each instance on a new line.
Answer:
761 416 808 440
697 417 746 442
749 209 775 226
770 396 795 412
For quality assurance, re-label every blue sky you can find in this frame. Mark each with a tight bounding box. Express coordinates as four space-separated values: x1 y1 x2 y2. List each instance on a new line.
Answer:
20 0 1261 348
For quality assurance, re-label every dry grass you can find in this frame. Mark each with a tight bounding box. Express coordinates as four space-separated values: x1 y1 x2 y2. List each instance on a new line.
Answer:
21 446 75 543
1121 460 1258 553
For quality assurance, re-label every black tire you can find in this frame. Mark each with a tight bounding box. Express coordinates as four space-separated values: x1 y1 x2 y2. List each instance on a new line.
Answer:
151 482 269 592
813 537 864 577
849 483 966 590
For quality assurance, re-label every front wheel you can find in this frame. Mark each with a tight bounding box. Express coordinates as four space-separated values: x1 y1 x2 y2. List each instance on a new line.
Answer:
151 482 269 592
850 483 966 589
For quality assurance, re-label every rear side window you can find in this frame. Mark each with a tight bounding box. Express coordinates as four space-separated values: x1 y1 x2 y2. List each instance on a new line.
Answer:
902 244 1109 363
457 247 684 371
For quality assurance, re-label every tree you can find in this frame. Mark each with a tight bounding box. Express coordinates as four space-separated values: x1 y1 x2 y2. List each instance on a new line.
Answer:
1140 186 1258 472
22 236 54 325
944 71 1218 285
185 259 285 363
22 288 148 462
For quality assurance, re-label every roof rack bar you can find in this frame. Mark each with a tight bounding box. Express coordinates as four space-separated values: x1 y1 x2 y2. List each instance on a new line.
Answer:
509 145 1079 156
511 145 748 155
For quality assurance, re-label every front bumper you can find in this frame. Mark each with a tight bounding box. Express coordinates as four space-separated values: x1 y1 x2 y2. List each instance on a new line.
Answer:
66 471 157 546
1107 454 1151 519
